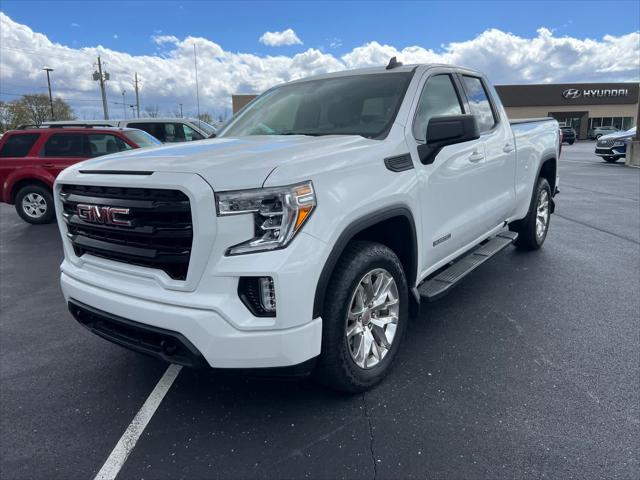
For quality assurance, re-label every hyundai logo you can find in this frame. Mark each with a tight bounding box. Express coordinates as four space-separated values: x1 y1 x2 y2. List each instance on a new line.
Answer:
76 204 132 227
562 88 581 99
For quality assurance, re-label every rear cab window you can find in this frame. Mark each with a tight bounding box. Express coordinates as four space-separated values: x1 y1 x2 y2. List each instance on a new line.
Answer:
0 133 40 157
461 75 498 133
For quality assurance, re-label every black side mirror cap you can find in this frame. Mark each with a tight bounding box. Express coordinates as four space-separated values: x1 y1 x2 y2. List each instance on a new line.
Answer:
418 114 480 165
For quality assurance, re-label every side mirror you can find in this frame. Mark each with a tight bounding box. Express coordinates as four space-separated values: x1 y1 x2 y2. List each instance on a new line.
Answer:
418 115 480 165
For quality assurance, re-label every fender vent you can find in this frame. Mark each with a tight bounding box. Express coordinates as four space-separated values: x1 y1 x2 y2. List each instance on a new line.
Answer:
384 154 414 172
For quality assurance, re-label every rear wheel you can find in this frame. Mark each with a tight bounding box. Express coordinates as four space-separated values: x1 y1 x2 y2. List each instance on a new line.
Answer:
510 177 551 251
568 140 574 145
603 156 619 163
314 241 408 393
14 185 55 225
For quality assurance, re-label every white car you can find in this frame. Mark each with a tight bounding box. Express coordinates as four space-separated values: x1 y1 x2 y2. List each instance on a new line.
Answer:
46 117 216 142
54 61 559 392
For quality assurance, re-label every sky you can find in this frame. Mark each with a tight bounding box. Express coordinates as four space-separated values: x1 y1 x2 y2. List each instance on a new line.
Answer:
1 0 639 120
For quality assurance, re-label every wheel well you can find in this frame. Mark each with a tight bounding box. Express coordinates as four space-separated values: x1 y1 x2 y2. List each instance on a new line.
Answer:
10 179 51 204
351 216 416 286
539 158 557 193
313 209 418 318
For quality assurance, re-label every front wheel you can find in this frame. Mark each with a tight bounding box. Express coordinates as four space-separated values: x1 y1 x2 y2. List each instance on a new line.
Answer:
14 185 55 224
314 241 408 393
510 177 552 251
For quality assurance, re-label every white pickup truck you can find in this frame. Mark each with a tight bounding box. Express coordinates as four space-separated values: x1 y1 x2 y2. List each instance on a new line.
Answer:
54 61 559 392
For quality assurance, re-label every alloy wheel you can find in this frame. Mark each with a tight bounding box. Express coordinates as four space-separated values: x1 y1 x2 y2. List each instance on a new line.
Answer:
345 268 399 369
536 189 550 240
22 193 48 219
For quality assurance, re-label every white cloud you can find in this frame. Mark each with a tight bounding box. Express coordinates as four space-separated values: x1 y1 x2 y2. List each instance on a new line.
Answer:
71 23 80 28
152 34 179 45
113 34 118 39
259 28 303 46
0 12 637 121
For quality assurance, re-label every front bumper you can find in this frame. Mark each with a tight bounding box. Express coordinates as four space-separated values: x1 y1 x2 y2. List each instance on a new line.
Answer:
595 145 626 158
61 270 323 368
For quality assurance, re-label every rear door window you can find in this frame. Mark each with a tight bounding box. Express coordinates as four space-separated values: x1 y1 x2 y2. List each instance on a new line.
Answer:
43 133 86 157
87 134 132 157
461 76 497 133
0 133 40 157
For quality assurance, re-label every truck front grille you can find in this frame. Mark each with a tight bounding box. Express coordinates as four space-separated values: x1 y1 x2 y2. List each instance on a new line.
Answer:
59 184 193 280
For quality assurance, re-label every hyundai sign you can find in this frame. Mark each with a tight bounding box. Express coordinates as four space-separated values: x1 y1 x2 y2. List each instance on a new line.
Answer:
562 88 630 99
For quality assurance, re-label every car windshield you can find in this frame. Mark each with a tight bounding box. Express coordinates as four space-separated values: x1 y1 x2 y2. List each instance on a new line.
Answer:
193 120 217 136
218 72 413 139
124 129 162 147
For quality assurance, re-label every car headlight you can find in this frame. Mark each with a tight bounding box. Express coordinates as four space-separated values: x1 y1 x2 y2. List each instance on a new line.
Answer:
216 181 316 255
613 141 625 147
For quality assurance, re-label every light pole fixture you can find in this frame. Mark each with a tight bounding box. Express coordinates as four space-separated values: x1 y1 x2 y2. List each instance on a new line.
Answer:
43 67 54 121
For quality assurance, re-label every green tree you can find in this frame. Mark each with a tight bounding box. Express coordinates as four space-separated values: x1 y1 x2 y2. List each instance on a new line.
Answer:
0 94 75 131
197 112 214 124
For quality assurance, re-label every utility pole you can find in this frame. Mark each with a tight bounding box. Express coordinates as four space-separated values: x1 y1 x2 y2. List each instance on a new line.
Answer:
121 90 126 119
42 67 55 120
134 72 140 118
179 103 183 118
194 44 201 125
93 56 110 120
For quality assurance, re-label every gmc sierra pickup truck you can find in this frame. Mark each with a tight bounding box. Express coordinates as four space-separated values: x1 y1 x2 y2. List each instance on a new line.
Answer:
54 61 559 392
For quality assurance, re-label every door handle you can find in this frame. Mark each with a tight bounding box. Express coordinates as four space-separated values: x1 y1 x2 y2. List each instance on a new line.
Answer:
42 163 55 168
468 152 484 163
503 143 515 153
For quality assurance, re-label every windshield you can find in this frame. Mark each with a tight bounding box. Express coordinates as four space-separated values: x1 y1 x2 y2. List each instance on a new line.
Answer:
219 72 413 139
124 129 162 147
193 120 217 136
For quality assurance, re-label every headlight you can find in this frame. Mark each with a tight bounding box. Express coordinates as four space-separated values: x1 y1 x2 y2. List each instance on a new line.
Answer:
613 141 624 147
216 181 316 255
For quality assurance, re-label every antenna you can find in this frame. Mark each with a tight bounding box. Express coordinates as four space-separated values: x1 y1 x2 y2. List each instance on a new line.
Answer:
386 56 402 70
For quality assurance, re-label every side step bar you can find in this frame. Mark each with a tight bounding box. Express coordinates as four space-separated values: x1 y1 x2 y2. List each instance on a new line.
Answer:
418 231 518 301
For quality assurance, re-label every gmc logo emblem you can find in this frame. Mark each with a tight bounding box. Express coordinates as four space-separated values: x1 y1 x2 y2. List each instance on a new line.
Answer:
76 204 132 227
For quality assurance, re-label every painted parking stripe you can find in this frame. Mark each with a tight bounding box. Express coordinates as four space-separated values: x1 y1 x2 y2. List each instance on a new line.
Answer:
94 364 182 480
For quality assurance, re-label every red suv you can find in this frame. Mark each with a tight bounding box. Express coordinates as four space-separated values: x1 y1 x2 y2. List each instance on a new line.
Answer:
0 124 160 224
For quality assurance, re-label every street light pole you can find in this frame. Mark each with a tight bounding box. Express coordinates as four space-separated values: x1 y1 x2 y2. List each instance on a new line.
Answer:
122 90 126 119
43 67 54 121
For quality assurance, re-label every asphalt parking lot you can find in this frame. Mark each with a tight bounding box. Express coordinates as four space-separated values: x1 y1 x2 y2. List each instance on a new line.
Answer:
1 141 639 480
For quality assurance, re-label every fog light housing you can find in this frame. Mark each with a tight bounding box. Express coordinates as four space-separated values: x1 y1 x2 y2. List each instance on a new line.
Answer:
238 276 276 317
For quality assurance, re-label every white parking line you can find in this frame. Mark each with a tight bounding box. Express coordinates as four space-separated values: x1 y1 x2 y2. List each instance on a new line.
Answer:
94 364 183 480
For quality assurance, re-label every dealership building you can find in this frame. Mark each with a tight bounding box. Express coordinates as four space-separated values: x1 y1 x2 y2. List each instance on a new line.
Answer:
496 83 638 139
232 82 639 140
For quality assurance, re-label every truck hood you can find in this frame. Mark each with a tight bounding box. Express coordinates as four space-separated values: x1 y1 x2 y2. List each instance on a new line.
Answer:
67 135 376 190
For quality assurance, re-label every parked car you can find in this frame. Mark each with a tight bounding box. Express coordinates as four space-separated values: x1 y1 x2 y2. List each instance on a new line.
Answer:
0 124 160 224
595 127 636 163
560 126 576 145
54 62 560 392
46 117 216 142
588 125 619 140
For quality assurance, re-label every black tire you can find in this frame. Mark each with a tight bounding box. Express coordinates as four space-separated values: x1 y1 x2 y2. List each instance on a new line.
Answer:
603 156 619 163
595 134 603 140
568 140 574 145
314 241 408 393
510 177 551 251
14 185 55 225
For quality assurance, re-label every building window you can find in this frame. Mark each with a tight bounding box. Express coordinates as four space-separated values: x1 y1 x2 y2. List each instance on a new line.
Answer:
588 117 635 132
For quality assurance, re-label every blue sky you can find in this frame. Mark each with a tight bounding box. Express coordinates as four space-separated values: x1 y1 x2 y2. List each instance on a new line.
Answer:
3 0 639 56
